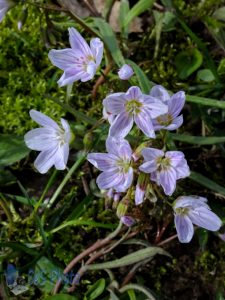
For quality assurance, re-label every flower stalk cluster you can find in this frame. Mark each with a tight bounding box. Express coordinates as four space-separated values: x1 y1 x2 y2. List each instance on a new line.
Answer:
24 27 222 244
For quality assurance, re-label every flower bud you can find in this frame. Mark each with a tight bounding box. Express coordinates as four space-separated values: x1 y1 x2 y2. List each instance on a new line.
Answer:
118 64 134 80
121 216 135 227
135 173 149 205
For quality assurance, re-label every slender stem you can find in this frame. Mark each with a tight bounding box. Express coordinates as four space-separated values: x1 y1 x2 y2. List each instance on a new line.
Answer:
47 153 86 209
0 195 13 224
34 169 58 214
119 283 156 300
25 0 68 11
53 221 123 294
156 234 178 246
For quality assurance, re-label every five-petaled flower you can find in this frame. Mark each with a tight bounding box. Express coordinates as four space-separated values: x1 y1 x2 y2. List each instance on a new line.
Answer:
150 85 185 131
0 0 14 22
139 148 190 196
118 64 134 80
48 27 103 87
24 110 71 174
87 137 133 192
173 196 222 243
103 86 168 138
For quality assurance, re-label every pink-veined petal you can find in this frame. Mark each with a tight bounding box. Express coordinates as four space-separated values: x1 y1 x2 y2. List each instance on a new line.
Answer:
175 214 194 243
139 160 158 173
159 168 177 196
103 93 126 115
34 146 58 174
188 206 222 231
96 169 123 190
87 153 117 171
150 85 170 103
90 38 103 66
165 115 183 130
68 27 92 56
134 110 155 138
106 137 132 160
24 128 58 151
114 167 133 192
54 145 68 170
29 110 59 130
141 147 164 161
126 86 142 101
57 68 86 87
109 112 133 138
169 91 185 117
48 49 80 71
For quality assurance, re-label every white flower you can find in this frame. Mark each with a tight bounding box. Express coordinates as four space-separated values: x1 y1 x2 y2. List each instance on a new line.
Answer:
24 110 71 174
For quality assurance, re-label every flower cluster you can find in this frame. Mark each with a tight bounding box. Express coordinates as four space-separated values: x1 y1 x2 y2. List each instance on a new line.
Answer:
24 27 222 244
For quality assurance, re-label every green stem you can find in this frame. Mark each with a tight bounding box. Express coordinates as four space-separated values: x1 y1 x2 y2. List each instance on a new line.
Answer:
0 195 13 224
46 153 87 209
119 283 156 300
34 169 58 214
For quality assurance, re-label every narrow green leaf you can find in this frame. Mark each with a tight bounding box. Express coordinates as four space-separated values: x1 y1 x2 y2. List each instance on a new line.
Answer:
92 18 125 66
170 134 225 145
128 289 137 300
0 242 39 256
190 171 225 196
45 295 78 300
213 7 225 22
85 247 170 270
186 94 225 109
50 220 116 234
84 278 105 300
3 193 36 206
122 0 154 29
67 194 94 220
119 0 130 38
0 135 30 166
126 59 154 93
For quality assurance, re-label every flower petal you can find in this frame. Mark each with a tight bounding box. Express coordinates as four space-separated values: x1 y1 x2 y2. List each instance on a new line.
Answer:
139 160 157 173
159 168 177 196
165 115 183 130
169 91 185 117
141 147 164 161
48 49 79 71
60 118 71 143
174 196 209 210
90 38 103 66
57 68 86 87
106 137 132 160
149 85 170 102
114 167 133 192
175 214 194 243
109 112 133 138
54 144 69 170
165 151 185 167
24 128 58 151
188 206 222 231
29 110 59 130
135 184 145 205
103 93 126 115
134 110 155 138
34 147 58 174
143 96 168 118
87 153 117 171
96 169 123 190
68 27 91 56
126 86 142 101
176 159 190 179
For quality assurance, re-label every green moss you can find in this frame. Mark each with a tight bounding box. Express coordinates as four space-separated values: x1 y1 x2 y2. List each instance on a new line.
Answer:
0 7 64 135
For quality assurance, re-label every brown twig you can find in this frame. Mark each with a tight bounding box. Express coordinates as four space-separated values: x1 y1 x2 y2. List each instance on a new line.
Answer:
156 234 178 246
154 220 170 244
92 63 113 100
53 221 123 294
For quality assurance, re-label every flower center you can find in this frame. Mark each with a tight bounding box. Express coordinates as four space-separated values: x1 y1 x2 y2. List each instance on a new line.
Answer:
156 113 173 126
125 99 142 115
56 129 68 146
156 156 171 171
116 158 130 173
175 207 190 215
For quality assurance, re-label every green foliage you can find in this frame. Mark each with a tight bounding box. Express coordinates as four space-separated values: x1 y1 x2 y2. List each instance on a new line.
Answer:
0 7 64 135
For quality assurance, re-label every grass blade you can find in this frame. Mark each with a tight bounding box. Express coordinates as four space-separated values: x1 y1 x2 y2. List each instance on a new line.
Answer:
170 134 225 145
